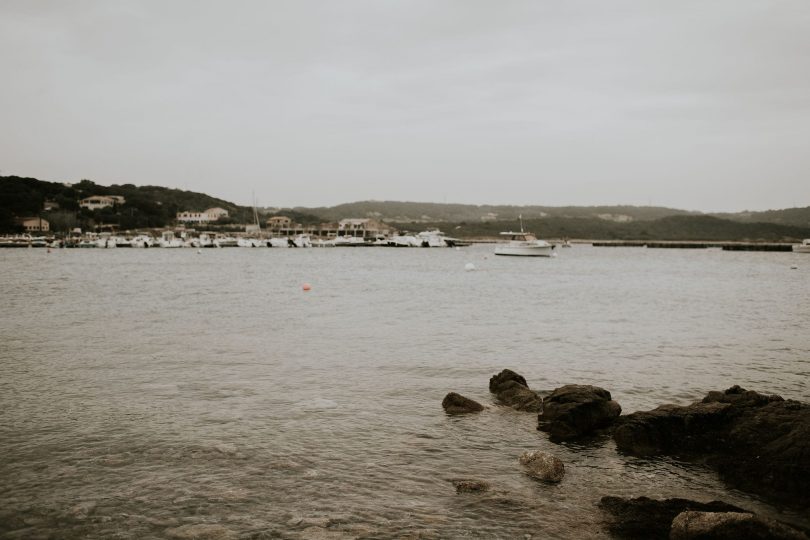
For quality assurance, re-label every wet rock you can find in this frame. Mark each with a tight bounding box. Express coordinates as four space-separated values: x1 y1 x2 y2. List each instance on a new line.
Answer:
598 496 746 539
613 386 810 504
449 479 490 493
442 392 484 414
518 450 565 483
537 384 622 440
165 523 238 539
68 501 97 520
670 511 808 540
489 369 543 412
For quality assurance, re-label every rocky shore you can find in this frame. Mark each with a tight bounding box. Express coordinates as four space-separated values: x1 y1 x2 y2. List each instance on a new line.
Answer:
444 372 810 538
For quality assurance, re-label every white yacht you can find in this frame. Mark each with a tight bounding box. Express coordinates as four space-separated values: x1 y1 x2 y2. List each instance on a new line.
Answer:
292 234 312 248
131 235 154 248
333 235 366 247
793 239 810 253
269 237 291 248
159 231 185 248
494 217 554 257
415 229 464 247
390 234 420 247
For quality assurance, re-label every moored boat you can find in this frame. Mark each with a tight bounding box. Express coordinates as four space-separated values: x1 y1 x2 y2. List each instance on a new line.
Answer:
494 216 554 257
794 239 810 253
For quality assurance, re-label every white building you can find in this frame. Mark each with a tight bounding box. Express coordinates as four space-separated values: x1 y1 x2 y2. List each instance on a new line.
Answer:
205 207 229 220
79 195 125 210
176 207 230 224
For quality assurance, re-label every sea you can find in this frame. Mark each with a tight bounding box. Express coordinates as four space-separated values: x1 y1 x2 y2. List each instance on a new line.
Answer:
1 245 808 539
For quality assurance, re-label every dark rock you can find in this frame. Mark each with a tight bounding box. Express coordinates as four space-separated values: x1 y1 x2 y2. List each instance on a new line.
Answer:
613 386 810 505
598 496 747 540
489 369 528 392
449 479 490 493
442 392 484 414
537 384 622 439
488 369 543 412
518 450 565 483
670 511 808 540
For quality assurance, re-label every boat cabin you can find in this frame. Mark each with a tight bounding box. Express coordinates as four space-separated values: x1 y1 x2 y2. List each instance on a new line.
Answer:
500 231 537 242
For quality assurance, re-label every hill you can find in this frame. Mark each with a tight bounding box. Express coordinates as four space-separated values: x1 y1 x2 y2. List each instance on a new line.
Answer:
422 215 810 242
0 175 251 232
295 200 697 223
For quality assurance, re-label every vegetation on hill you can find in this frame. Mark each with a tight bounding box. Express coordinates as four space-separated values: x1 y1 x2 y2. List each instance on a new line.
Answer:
0 175 251 232
417 215 810 242
297 200 697 223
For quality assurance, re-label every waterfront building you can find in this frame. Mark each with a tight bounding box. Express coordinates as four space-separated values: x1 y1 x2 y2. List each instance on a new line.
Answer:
176 208 230 224
16 217 50 232
337 218 393 239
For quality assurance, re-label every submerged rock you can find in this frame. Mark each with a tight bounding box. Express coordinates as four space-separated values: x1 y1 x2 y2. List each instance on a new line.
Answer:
489 369 543 412
537 384 621 440
518 450 565 483
442 392 484 414
670 511 808 540
613 386 810 504
598 496 746 540
449 479 490 493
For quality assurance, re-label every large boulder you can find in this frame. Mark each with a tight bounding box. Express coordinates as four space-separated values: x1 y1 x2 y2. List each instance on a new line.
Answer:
598 496 747 540
537 384 622 440
613 386 810 505
518 450 565 483
670 511 808 540
488 369 543 412
442 392 484 414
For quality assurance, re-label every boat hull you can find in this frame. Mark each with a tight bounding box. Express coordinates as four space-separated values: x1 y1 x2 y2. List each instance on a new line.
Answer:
494 245 554 257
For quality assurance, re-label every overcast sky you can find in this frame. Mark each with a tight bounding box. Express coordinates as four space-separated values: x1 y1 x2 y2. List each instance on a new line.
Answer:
1 1 809 211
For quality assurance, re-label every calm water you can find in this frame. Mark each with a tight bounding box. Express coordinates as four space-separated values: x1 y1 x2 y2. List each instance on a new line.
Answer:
1 245 808 539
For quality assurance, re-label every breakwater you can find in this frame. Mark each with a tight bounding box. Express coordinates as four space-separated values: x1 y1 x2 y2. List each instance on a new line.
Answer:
592 241 795 251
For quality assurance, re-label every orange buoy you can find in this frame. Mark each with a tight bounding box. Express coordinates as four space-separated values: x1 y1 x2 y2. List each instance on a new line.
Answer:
302 283 312 291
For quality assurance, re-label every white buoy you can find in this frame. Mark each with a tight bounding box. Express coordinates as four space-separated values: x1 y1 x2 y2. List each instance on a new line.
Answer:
197 249 202 254
551 252 558 258
464 262 476 271
455 246 461 251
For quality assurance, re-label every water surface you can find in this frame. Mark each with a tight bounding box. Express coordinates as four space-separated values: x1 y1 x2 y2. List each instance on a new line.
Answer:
1 246 808 538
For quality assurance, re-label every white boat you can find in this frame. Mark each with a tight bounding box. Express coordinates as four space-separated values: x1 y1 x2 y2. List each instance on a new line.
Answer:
494 217 554 257
416 229 462 248
794 239 810 253
237 237 263 248
390 234 420 247
131 235 154 248
292 234 312 248
159 231 185 248
333 235 366 247
269 237 291 248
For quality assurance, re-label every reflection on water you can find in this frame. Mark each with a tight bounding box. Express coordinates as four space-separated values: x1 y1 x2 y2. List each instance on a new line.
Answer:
1 246 808 538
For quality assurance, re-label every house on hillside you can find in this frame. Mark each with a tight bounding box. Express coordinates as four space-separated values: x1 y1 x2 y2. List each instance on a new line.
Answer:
16 217 49 232
266 216 292 230
205 207 228 220
79 195 125 210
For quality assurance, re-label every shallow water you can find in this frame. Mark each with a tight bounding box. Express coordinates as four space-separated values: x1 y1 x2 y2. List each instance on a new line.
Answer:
1 245 808 538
